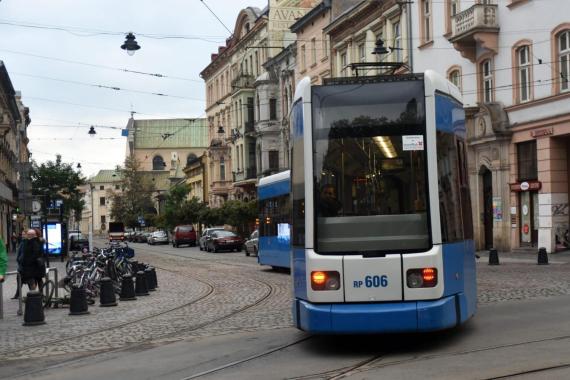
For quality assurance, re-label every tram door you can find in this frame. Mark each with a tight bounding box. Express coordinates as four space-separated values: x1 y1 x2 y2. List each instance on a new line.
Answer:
520 191 539 246
482 169 493 249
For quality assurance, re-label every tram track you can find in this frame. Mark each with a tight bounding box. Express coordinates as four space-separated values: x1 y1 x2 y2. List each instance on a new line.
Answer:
3 246 281 378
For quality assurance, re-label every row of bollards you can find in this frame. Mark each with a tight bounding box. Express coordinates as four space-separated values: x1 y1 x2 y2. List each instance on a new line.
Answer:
23 263 158 326
488 247 549 266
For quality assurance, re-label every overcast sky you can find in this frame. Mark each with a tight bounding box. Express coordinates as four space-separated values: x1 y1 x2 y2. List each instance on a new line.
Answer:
0 0 268 178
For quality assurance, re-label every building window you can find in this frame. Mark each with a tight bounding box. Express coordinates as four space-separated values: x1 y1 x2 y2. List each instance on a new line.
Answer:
358 43 366 63
100 197 106 206
420 0 432 44
220 157 226 181
322 33 329 58
101 215 106 224
99 185 104 190
517 141 537 181
268 150 279 170
153 156 165 170
115 185 120 190
448 68 462 91
187 153 198 166
392 21 402 62
340 52 347 76
559 30 570 92
269 98 277 120
517 45 531 102
451 0 459 15
301 45 306 71
480 59 493 103
311 38 317 66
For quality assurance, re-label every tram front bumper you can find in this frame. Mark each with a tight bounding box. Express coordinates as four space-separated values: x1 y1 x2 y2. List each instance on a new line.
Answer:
294 295 462 334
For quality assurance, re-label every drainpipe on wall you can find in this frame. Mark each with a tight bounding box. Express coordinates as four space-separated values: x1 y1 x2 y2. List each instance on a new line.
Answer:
406 0 413 71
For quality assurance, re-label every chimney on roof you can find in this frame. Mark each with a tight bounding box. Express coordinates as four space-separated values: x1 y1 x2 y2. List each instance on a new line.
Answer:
211 53 219 61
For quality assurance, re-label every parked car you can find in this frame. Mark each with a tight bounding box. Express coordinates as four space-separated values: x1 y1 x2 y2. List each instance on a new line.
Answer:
244 230 259 257
199 227 225 251
172 225 197 248
68 231 88 251
205 230 244 253
148 231 169 245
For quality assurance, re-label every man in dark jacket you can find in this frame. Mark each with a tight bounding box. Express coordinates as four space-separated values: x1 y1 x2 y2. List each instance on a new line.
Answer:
20 229 45 291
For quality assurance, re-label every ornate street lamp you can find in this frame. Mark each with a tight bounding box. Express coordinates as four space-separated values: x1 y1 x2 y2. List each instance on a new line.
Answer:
88 126 96 137
121 32 141 56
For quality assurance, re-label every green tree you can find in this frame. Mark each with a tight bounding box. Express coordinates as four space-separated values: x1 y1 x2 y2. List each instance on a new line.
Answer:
109 156 156 228
219 200 257 237
31 154 86 219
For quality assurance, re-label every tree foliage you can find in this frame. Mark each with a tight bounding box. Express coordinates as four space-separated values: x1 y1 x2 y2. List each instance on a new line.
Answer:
109 156 156 228
31 154 86 219
158 184 207 231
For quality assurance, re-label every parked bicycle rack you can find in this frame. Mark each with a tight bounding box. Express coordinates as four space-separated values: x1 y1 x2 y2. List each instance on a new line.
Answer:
0 267 59 319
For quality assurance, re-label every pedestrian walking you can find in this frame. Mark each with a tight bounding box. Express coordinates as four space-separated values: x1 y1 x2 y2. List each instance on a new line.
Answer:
20 229 46 291
0 237 7 283
12 231 26 299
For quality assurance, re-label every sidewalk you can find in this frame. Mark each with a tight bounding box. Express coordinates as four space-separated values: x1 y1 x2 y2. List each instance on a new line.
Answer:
1 251 68 319
476 248 570 264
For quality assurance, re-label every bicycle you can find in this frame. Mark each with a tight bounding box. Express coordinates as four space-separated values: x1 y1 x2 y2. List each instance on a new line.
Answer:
39 268 56 309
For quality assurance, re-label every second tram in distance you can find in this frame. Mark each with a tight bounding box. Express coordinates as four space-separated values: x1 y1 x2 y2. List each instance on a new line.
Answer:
289 70 477 333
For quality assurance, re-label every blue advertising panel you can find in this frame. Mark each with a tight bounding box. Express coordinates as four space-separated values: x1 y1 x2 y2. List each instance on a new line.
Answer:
45 222 63 255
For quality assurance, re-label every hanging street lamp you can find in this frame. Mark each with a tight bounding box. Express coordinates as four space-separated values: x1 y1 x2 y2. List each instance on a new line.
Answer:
121 32 141 56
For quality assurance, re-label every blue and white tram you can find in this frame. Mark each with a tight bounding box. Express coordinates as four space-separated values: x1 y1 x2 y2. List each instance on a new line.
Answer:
290 70 477 333
257 170 291 269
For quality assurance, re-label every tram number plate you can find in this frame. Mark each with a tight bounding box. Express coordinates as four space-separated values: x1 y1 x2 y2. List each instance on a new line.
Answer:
354 275 388 288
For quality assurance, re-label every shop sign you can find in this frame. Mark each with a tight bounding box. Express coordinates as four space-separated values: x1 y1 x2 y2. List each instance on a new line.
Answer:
510 180 541 192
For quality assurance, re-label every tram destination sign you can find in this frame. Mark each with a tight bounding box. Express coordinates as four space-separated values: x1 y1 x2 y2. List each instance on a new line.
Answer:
509 180 541 192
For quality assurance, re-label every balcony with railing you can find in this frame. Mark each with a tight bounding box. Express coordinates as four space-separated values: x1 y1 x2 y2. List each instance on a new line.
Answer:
447 4 499 62
233 166 257 184
210 180 232 195
231 74 255 91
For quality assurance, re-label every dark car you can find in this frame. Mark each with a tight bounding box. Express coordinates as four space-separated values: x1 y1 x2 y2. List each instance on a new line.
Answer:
244 230 259 257
206 230 244 253
172 225 197 247
199 227 224 251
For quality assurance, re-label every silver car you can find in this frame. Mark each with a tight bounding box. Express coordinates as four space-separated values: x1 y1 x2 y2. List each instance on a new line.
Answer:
148 231 169 245
244 230 259 257
199 227 224 251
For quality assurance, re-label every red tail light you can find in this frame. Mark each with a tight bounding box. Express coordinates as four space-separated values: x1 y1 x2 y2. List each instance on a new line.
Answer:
406 268 438 288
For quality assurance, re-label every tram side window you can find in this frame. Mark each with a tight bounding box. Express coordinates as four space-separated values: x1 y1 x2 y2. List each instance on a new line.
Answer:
437 131 464 242
457 139 473 239
291 101 305 246
260 196 290 237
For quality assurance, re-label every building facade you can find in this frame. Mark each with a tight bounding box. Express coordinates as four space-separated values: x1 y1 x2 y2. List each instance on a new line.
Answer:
88 170 122 235
0 61 30 247
409 0 570 253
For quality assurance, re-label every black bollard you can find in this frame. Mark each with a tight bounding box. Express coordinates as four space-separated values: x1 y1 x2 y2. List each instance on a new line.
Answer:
150 267 158 289
99 277 118 307
488 248 500 265
130 261 139 276
135 271 149 296
23 291 46 326
538 247 549 265
119 275 137 301
145 268 156 291
69 286 90 315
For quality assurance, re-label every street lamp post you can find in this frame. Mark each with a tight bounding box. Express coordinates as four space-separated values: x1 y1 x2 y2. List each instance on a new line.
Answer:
88 185 94 252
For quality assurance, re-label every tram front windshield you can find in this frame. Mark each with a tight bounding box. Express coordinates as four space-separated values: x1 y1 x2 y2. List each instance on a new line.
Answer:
312 80 430 254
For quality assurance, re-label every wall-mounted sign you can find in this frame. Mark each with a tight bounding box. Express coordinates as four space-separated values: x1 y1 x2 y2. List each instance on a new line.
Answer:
510 180 541 192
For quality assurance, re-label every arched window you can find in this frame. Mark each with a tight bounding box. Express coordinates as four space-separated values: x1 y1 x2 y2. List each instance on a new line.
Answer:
479 58 494 103
559 30 570 92
153 156 165 170
448 68 462 91
517 45 532 102
186 153 198 166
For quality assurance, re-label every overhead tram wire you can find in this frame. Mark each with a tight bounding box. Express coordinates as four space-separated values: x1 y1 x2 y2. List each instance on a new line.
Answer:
198 0 234 37
10 72 206 102
0 48 203 83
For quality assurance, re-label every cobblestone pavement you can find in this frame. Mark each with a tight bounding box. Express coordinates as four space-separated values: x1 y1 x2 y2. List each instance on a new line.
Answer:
1 243 570 364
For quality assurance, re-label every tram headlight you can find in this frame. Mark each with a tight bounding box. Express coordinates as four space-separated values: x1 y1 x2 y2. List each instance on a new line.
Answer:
406 268 438 288
311 271 341 291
